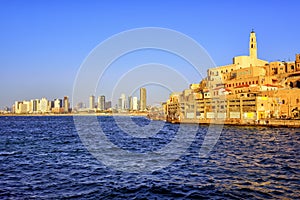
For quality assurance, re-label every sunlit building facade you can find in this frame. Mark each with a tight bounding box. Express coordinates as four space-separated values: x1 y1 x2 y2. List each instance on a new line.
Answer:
165 31 300 123
140 88 147 111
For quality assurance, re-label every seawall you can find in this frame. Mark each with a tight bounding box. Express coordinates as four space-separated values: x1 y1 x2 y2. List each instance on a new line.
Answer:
164 118 300 128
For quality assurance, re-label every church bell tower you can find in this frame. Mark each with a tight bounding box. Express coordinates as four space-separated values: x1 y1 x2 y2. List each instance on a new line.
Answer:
249 30 257 59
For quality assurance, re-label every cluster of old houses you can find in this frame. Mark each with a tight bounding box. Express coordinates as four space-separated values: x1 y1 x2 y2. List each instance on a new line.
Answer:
164 31 300 124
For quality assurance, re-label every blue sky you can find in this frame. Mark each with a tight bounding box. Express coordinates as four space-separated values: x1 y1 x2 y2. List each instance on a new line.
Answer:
0 0 299 108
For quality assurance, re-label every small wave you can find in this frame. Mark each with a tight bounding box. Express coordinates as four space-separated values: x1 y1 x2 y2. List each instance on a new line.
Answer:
0 151 22 156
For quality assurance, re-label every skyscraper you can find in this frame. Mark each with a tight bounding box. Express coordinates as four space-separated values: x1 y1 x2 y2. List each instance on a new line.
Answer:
118 98 123 111
119 93 126 111
128 96 133 111
89 95 95 110
54 99 63 109
140 88 147 111
98 95 105 111
40 97 49 113
64 96 70 113
105 101 112 110
30 99 39 113
132 97 138 111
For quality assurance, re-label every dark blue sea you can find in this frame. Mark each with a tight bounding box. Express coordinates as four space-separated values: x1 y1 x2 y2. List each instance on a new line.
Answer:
0 116 299 199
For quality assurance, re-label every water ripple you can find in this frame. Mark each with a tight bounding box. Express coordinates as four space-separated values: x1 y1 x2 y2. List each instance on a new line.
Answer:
0 116 299 199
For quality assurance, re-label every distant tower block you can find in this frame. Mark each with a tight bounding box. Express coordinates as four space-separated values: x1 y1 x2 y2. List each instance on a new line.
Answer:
89 95 95 110
249 29 257 59
140 88 147 111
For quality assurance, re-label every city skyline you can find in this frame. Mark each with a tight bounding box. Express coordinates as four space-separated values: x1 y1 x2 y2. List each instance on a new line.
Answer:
1 1 300 108
6 87 149 114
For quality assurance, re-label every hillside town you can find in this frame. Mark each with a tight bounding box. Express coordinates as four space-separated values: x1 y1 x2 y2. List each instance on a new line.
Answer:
160 31 300 126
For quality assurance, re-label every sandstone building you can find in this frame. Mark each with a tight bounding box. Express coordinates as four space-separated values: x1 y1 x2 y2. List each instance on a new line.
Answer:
165 31 300 124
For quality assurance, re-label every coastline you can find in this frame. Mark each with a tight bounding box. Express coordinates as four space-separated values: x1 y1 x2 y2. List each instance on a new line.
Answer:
0 112 148 117
1 113 300 128
164 118 300 128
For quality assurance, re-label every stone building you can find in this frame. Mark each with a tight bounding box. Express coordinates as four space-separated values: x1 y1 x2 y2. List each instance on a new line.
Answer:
164 30 300 124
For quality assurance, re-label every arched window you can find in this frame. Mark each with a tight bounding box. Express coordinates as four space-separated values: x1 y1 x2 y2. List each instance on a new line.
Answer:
296 99 299 104
251 44 253 48
291 65 295 70
282 100 285 104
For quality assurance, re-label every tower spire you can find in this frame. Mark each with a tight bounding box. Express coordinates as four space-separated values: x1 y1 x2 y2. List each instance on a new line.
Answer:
249 30 257 59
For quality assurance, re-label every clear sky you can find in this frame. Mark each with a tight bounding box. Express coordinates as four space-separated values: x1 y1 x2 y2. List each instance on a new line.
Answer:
0 0 299 108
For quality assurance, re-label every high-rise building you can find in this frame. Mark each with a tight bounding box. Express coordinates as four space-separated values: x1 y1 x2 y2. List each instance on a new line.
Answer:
140 88 147 111
14 101 22 114
105 101 112 110
20 102 28 114
63 96 70 113
52 99 63 113
54 99 61 108
89 95 95 110
31 99 40 113
40 98 49 113
132 97 138 111
22 101 31 113
98 95 105 111
97 96 100 110
119 93 126 111
118 98 123 111
49 100 55 111
128 96 133 111
14 101 28 114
